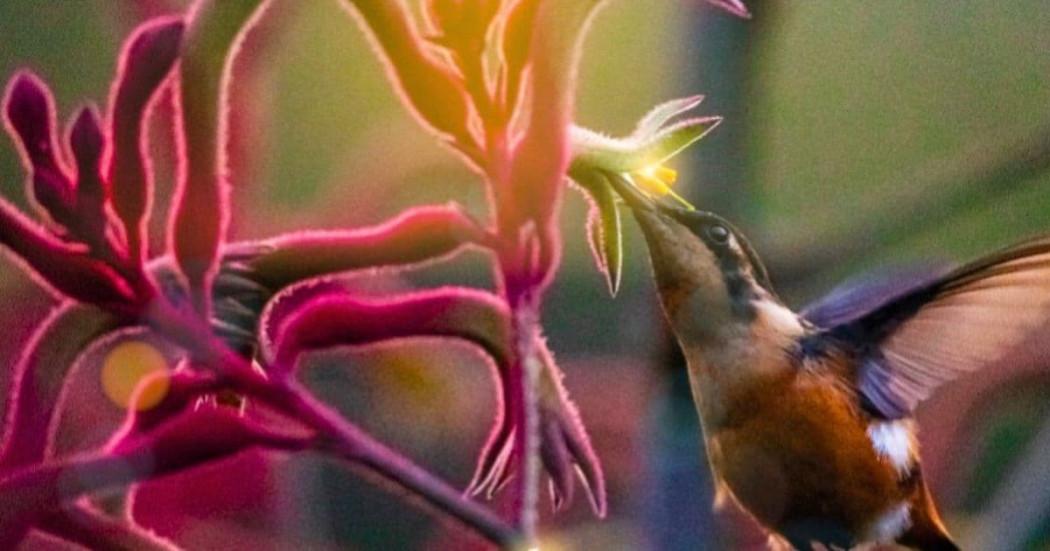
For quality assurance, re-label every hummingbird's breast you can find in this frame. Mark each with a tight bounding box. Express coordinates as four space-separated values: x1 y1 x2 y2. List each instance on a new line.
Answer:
699 359 914 545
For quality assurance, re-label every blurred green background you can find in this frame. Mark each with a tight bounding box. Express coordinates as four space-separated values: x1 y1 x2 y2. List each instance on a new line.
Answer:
2 1 1049 549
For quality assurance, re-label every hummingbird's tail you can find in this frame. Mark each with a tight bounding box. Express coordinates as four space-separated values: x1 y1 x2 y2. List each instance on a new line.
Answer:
897 468 959 551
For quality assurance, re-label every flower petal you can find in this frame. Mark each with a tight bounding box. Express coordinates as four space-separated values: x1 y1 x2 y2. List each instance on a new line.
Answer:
573 173 623 296
469 337 606 517
643 116 722 164
572 116 722 174
705 0 751 19
632 94 705 139
594 180 622 296
535 340 605 516
539 406 575 511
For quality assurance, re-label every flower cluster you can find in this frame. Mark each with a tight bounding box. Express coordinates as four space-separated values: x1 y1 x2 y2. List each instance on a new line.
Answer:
569 95 722 294
0 0 747 549
1 21 184 314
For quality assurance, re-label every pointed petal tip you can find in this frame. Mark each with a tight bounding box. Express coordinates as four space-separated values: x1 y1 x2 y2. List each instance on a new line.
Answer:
467 427 514 500
119 17 186 91
69 105 104 158
663 94 705 113
632 94 710 138
706 0 751 19
132 17 186 55
575 464 607 518
4 72 52 136
540 419 577 513
679 115 723 129
604 249 622 296
681 94 706 109
7 71 47 103
70 104 102 130
548 479 566 513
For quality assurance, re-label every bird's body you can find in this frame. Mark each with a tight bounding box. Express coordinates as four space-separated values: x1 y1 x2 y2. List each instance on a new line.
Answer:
674 268 954 550
685 298 952 549
609 175 1050 549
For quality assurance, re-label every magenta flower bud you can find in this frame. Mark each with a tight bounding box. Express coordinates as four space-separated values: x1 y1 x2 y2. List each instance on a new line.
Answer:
5 73 58 166
3 73 76 227
245 203 490 289
68 106 108 244
69 106 104 186
106 18 185 264
268 286 512 374
0 198 136 309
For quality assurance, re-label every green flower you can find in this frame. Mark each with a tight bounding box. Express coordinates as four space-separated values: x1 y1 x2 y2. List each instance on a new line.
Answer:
568 95 721 295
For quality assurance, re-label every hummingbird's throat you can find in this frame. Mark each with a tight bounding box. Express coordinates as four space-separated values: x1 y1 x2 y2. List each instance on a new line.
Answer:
673 294 804 390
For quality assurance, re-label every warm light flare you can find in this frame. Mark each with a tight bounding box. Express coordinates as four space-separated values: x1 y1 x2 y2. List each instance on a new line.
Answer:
101 340 170 411
638 164 678 184
632 164 695 210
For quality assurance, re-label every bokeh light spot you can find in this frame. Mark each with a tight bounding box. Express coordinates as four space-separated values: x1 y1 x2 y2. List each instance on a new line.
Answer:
101 340 170 411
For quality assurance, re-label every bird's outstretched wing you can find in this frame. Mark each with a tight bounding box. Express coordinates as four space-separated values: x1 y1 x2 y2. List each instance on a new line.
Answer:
817 237 1050 419
801 263 950 329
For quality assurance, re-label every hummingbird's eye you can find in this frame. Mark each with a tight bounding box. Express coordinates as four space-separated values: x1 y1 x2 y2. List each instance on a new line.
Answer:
706 224 730 244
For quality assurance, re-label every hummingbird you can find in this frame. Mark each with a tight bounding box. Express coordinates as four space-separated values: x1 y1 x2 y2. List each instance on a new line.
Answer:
610 176 1050 550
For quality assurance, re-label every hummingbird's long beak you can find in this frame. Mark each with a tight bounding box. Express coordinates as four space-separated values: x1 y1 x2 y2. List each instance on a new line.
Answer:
606 173 728 320
605 174 698 286
606 175 657 213
606 175 687 237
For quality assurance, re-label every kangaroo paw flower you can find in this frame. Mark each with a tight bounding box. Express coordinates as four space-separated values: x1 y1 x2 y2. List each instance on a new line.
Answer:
569 95 722 295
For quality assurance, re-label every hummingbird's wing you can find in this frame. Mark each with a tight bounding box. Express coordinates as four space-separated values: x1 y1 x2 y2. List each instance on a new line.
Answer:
801 263 951 329
820 236 1050 419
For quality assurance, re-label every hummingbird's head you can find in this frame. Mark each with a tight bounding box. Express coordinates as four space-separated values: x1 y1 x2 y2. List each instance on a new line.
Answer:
609 176 781 347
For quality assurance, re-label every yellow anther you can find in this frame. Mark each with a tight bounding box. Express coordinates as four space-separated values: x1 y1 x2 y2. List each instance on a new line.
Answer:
632 165 695 210
630 171 672 198
652 165 679 185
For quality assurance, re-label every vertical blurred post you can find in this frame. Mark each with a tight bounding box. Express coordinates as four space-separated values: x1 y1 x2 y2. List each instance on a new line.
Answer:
641 1 769 549
971 413 1050 550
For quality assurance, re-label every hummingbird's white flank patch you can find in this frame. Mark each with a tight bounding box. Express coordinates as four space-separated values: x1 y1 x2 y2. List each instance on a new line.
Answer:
864 502 912 543
866 421 913 475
